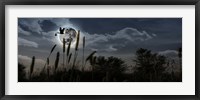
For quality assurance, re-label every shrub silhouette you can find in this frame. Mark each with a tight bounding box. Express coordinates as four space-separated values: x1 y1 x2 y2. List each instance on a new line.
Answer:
18 63 27 82
91 56 126 82
133 48 166 82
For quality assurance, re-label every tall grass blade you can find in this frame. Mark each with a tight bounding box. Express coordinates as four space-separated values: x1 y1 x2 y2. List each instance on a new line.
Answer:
72 30 80 68
67 39 71 57
63 38 66 53
30 56 35 79
82 36 85 71
47 58 49 65
47 66 50 80
49 44 57 57
68 53 72 63
72 52 77 68
75 30 80 51
54 52 60 71
83 36 85 48
63 38 66 68
86 51 97 62
43 44 57 72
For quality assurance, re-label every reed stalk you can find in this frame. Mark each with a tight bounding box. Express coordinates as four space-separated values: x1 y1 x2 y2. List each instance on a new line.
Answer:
71 30 80 81
42 44 57 71
63 38 66 68
30 56 35 80
68 53 72 63
72 30 80 69
82 36 85 71
54 52 60 72
86 51 97 62
84 51 97 70
66 38 72 67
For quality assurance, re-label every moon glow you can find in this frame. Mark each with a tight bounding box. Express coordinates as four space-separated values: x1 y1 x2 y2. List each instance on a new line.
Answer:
57 28 77 47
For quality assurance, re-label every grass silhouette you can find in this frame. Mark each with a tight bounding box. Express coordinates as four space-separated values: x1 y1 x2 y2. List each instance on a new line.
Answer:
18 28 182 82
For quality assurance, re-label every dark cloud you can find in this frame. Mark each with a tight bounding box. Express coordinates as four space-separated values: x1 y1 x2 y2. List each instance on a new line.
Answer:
18 18 42 36
38 20 59 32
69 18 182 35
18 27 31 36
18 22 36 34
69 18 137 34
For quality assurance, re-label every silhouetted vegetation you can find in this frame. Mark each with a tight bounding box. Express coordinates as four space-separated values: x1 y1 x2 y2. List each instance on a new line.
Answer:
18 28 182 82
133 48 166 82
18 63 27 81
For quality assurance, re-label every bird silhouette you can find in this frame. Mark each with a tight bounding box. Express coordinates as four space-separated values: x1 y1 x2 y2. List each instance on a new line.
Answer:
55 27 65 36
59 27 65 34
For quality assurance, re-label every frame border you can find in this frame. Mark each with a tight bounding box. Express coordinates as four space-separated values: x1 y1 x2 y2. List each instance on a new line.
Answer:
0 0 200 100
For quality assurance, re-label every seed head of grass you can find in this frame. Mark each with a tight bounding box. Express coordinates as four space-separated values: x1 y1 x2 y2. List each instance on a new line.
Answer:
63 38 66 53
83 36 85 48
75 30 80 51
68 53 72 63
30 56 35 75
86 51 97 62
50 44 57 56
54 52 60 70
67 39 71 57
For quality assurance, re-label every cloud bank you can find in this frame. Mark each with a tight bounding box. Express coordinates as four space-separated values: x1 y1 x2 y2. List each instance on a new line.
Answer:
84 27 156 52
18 55 46 73
18 37 39 48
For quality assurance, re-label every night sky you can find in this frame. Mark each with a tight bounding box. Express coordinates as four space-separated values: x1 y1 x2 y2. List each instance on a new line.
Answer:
18 18 182 71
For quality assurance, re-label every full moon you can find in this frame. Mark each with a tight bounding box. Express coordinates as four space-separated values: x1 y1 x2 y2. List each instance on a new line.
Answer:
57 28 77 46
